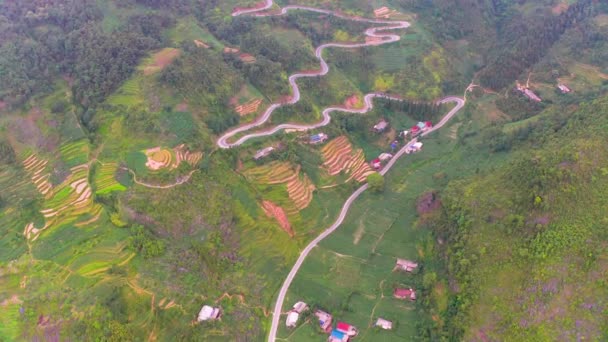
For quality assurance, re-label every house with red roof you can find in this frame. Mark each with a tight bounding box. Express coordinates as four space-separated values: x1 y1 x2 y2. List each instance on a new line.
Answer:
394 288 416 301
371 158 382 170
336 322 358 336
410 125 421 137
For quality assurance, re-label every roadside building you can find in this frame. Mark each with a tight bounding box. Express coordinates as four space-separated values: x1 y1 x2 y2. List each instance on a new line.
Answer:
197 305 221 322
410 125 421 137
336 322 358 337
371 158 382 170
394 288 417 301
315 310 333 332
286 301 308 328
405 142 423 154
253 146 275 160
378 153 393 162
373 119 389 133
395 258 418 272
558 84 571 94
310 133 329 145
375 318 393 330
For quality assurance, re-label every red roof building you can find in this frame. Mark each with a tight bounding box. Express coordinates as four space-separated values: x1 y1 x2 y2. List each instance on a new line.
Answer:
425 121 433 129
394 288 416 301
336 322 358 337
371 158 382 170
410 126 421 136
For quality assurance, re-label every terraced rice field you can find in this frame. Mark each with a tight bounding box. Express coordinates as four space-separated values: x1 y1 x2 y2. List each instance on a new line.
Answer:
321 136 374 182
22 154 52 196
235 98 263 116
94 163 127 195
23 163 102 241
108 77 144 107
243 161 316 211
59 140 90 167
144 145 203 171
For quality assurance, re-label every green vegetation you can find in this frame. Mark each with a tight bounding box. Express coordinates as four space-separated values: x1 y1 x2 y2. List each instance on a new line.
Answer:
0 0 607 341
366 172 384 193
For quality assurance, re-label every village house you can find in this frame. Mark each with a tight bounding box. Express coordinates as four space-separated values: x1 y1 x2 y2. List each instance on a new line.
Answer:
315 310 333 332
409 121 431 137
378 153 393 162
336 322 358 337
310 133 329 145
328 329 349 342
558 84 571 94
375 318 393 330
286 301 308 328
394 288 417 301
374 6 391 18
516 84 542 102
197 305 221 322
405 142 423 154
253 146 275 160
371 158 382 170
395 258 419 272
373 119 389 133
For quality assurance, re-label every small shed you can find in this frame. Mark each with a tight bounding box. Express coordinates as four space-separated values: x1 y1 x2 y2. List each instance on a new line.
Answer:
375 318 393 330
254 146 275 160
373 119 389 133
310 133 329 144
394 288 416 301
198 305 221 322
292 301 308 313
395 258 419 272
558 84 571 94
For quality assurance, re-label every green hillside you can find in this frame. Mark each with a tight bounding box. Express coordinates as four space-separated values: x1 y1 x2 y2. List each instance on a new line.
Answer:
0 0 607 341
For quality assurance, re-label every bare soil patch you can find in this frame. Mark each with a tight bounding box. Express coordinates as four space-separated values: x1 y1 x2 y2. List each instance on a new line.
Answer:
262 201 294 237
143 48 181 76
417 191 441 215
343 94 361 109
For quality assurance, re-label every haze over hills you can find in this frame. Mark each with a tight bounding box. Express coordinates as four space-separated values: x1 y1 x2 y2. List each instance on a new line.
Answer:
0 0 607 341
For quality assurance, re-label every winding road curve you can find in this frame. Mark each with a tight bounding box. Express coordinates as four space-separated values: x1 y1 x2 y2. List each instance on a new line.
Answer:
217 0 412 148
220 2 467 341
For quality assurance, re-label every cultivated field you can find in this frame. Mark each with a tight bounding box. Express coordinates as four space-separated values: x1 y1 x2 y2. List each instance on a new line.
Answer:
321 136 375 183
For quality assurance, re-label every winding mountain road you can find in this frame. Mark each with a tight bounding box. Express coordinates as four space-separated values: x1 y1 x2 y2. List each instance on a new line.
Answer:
218 1 411 148
220 2 467 341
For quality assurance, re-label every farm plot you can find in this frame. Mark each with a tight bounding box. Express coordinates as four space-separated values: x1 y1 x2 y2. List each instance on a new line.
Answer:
231 84 266 117
243 161 316 212
321 136 375 183
22 154 53 197
94 163 127 195
23 164 103 241
59 139 90 168
143 145 203 171
140 48 181 76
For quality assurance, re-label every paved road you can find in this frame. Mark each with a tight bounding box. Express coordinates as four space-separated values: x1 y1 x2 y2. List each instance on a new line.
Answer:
267 97 464 342
218 0 410 148
227 2 467 341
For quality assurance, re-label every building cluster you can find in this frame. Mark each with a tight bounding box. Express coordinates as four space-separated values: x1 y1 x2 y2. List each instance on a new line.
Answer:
281 258 420 338
368 119 432 171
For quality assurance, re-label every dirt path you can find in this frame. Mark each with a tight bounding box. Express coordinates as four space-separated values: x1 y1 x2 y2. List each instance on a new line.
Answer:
121 167 197 189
